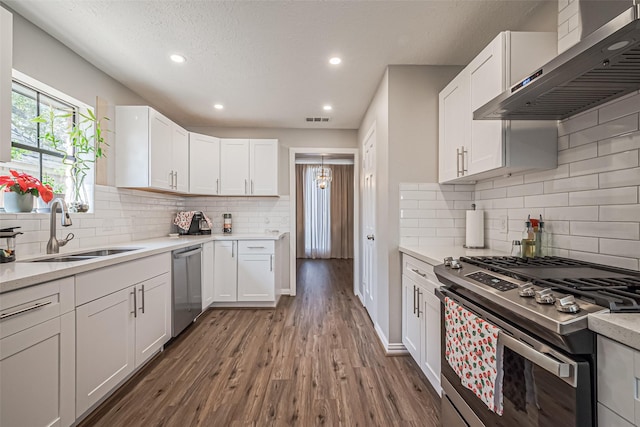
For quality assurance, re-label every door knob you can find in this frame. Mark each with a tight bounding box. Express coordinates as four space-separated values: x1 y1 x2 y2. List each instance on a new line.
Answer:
367 234 375 241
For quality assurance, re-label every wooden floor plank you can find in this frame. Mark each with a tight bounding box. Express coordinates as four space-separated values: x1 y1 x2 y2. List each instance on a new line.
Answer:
80 259 440 426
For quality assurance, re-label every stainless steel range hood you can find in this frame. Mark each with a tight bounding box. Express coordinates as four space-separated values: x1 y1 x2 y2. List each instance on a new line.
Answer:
474 2 640 121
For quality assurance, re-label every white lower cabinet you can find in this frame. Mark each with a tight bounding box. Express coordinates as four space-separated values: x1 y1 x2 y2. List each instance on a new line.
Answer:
75 254 171 418
597 335 640 426
0 277 75 427
213 239 281 305
202 241 215 310
401 254 441 395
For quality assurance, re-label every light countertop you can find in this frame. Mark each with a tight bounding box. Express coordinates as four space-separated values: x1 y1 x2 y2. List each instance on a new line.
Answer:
399 245 509 266
588 313 640 351
1 232 287 294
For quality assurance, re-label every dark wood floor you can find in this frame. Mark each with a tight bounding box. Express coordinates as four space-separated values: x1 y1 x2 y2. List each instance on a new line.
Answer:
81 259 441 426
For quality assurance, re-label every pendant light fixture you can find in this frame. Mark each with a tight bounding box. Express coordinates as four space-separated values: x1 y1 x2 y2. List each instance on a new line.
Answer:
315 156 332 190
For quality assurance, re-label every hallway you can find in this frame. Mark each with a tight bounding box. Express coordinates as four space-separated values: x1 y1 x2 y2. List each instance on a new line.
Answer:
81 259 440 426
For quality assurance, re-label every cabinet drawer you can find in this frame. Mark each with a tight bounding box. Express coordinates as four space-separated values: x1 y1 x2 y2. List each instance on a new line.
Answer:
76 253 171 306
238 240 274 254
403 255 439 293
0 277 74 339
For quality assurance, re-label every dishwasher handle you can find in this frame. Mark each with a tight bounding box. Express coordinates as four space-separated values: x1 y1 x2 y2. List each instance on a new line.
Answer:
173 246 203 259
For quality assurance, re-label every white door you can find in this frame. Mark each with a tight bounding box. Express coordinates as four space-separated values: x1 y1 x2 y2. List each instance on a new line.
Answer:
249 139 278 195
220 139 250 195
402 276 421 362
421 288 441 395
148 109 173 190
469 33 504 175
134 272 171 367
76 287 135 416
189 133 220 195
201 241 215 310
238 254 275 301
0 314 75 427
172 125 190 193
213 241 238 302
362 128 376 321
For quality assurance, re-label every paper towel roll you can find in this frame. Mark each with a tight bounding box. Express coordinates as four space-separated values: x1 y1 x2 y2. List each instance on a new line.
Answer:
465 210 484 248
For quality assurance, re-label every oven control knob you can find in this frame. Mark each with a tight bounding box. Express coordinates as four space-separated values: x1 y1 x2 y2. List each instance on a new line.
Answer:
450 259 462 269
555 295 581 313
518 283 536 297
444 257 453 267
535 288 556 304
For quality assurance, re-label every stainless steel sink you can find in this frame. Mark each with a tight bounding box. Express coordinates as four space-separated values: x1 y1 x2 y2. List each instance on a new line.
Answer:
24 248 141 263
70 248 141 257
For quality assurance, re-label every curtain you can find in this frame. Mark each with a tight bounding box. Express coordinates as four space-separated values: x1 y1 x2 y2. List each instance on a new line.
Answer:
329 165 354 259
296 163 354 259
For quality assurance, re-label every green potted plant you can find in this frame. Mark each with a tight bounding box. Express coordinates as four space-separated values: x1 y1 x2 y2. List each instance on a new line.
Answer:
0 170 53 213
33 108 108 213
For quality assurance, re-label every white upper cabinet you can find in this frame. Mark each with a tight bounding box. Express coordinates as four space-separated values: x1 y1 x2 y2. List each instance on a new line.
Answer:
189 133 220 195
439 31 558 184
220 138 279 196
220 139 251 195
0 7 12 163
116 105 189 192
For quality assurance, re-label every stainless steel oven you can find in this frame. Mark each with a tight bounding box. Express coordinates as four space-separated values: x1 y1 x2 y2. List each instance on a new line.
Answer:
437 287 593 427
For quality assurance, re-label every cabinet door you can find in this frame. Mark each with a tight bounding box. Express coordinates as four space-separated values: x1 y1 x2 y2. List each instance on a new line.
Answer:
202 241 215 310
149 109 173 190
249 139 278 195
439 71 469 183
421 288 441 396
1 313 75 427
0 7 11 163
402 275 421 363
172 125 189 193
189 133 220 195
76 287 135 416
469 33 505 175
213 241 237 302
597 335 636 424
237 254 275 302
220 139 250 195
135 272 171 367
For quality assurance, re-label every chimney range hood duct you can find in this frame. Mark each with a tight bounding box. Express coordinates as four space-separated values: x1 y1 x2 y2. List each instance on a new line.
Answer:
475 1 640 121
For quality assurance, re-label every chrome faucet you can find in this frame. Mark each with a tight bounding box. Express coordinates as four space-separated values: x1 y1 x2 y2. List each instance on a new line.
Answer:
46 198 74 254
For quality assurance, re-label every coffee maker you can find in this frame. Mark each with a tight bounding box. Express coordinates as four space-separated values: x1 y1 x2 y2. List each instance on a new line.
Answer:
179 211 212 235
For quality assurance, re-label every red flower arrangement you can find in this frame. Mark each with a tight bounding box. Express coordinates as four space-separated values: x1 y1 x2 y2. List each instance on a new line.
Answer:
0 170 54 203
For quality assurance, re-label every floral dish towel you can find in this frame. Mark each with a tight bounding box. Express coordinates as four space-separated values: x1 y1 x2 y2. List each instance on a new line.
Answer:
444 296 504 415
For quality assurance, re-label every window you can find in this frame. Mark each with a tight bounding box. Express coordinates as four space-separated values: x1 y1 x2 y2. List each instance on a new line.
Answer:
10 80 76 195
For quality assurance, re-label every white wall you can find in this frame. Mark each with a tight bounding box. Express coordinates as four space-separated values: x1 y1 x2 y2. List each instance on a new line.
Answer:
187 126 357 196
358 65 461 347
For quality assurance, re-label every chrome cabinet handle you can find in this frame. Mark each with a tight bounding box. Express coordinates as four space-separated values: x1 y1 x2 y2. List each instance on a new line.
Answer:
139 285 145 314
131 289 137 318
245 179 248 194
0 301 52 320
462 147 468 174
216 178 219 194
175 171 178 189
456 147 464 177
411 268 427 278
500 333 571 379
417 290 423 318
270 254 273 272
247 246 266 249
413 285 417 315
251 180 254 194
232 242 235 258
169 171 174 188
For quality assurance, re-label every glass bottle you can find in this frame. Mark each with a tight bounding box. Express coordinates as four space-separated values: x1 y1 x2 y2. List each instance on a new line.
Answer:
537 216 548 257
521 220 536 258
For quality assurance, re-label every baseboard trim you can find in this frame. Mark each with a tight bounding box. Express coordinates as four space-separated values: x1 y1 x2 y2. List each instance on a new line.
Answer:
374 323 409 356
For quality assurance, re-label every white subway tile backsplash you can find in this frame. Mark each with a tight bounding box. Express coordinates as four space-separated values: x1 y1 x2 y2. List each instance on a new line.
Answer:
568 251 639 271
558 111 598 137
436 191 473 201
506 183 543 197
599 168 640 189
599 204 640 222
558 135 570 151
569 151 639 177
600 238 640 258
476 187 507 200
400 200 419 209
400 191 436 201
599 93 640 123
569 187 637 206
552 234 599 253
493 197 524 209
544 175 598 194
569 114 638 148
544 206 599 221
570 221 639 240
524 164 570 183
557 142 598 165
598 131 640 155
493 175 524 188
525 193 568 208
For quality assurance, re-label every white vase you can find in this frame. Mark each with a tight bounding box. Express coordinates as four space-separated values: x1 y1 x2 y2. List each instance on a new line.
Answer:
3 192 34 213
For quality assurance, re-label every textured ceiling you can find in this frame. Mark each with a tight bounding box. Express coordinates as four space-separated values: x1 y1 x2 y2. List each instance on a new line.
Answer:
6 1 553 129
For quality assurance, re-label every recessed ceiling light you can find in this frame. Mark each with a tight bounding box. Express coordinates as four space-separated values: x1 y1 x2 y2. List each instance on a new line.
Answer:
170 54 186 63
329 57 342 65
323 105 332 111
214 104 224 110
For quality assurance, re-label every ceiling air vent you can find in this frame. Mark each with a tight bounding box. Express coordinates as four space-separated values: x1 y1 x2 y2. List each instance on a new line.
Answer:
305 117 330 122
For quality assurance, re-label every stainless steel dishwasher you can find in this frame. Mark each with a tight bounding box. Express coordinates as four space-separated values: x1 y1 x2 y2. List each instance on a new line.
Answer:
171 245 202 337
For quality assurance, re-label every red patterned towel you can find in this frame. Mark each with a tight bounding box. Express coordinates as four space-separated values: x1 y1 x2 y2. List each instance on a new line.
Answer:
173 211 213 232
444 296 504 415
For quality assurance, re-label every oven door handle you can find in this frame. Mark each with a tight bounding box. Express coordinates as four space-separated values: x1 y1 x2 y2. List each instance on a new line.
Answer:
500 332 571 378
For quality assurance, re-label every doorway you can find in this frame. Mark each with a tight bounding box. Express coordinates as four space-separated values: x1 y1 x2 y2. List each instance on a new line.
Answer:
288 148 360 297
